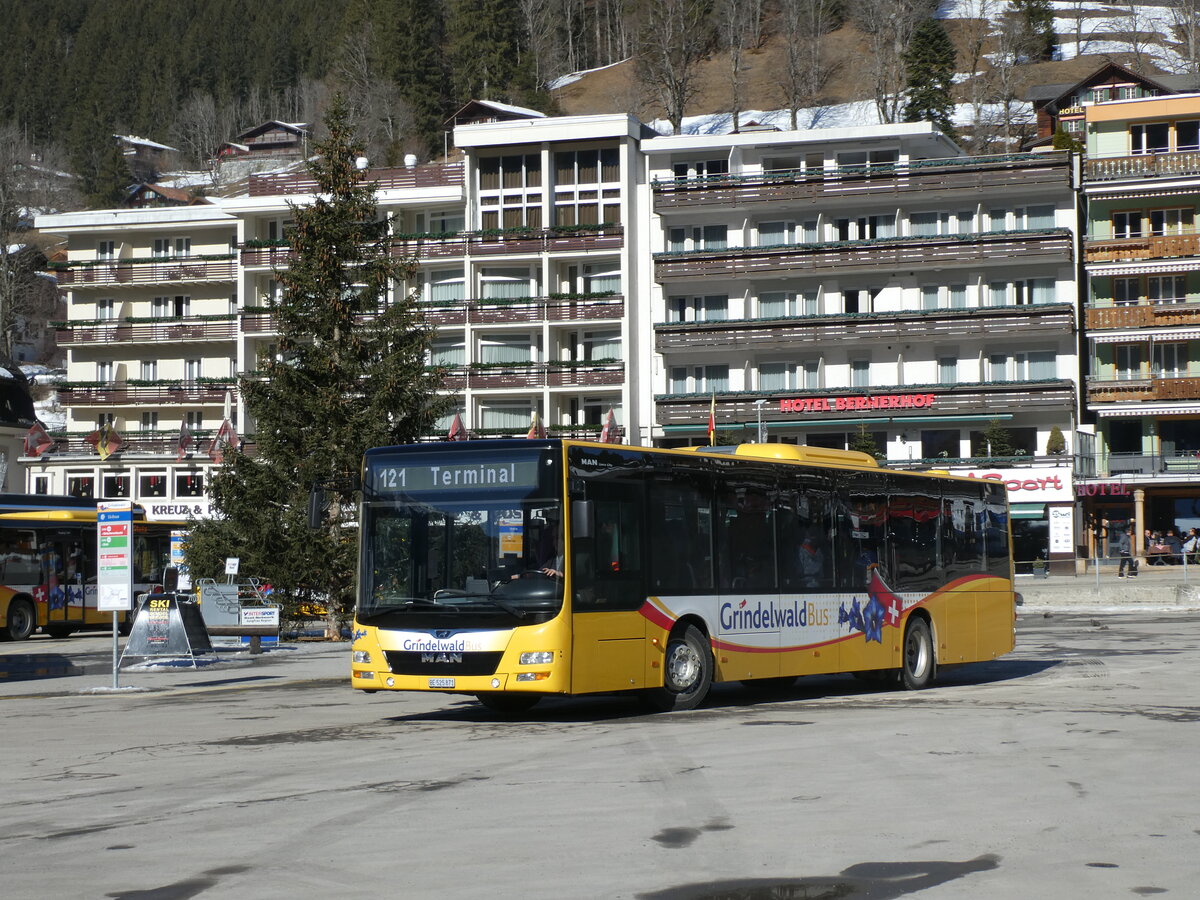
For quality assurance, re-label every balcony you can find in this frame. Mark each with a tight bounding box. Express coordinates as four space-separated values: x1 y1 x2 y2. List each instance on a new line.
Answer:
56 316 238 346
1086 374 1200 404
1085 299 1200 329
654 380 1076 428
58 381 238 406
392 225 624 261
655 303 1075 353
51 256 237 287
30 430 259 458
240 245 296 268
440 362 624 391
248 162 464 196
1084 231 1200 263
1084 151 1200 183
654 229 1072 281
653 152 1071 210
419 294 624 327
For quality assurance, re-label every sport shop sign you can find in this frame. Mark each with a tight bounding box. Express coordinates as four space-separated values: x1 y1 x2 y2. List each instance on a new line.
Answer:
779 393 938 414
960 467 1073 503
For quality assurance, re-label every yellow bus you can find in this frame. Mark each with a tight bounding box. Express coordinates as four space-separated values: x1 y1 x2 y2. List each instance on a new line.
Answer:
0 502 173 641
351 440 1015 713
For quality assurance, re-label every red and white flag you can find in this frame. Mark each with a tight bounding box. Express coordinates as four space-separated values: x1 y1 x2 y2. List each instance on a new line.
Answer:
526 410 546 439
208 418 238 463
447 413 468 441
176 422 192 461
23 423 54 457
599 408 619 444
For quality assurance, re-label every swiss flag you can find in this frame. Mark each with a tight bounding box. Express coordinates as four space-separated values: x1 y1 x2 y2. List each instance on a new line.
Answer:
23 423 54 457
868 566 905 629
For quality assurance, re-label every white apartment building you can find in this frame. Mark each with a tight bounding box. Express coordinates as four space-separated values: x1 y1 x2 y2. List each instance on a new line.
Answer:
33 111 1084 562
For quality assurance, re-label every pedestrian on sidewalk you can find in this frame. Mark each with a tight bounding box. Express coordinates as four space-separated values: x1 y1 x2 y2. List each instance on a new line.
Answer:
1118 527 1138 578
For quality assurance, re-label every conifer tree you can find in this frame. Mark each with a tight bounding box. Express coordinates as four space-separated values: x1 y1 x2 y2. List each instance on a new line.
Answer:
185 98 450 629
1010 0 1056 62
848 425 884 460
903 17 958 140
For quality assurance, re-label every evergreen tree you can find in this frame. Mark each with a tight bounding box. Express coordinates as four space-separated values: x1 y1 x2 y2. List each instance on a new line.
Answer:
1051 125 1081 153
1010 0 1055 62
1046 425 1066 455
848 424 883 459
903 17 957 140
185 98 451 630
981 419 1018 458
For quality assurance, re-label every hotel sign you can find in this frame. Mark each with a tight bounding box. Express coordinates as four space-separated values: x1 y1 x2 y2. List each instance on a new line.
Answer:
780 393 937 414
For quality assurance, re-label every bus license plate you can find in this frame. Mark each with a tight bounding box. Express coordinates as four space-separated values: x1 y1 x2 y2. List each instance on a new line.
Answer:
428 677 455 689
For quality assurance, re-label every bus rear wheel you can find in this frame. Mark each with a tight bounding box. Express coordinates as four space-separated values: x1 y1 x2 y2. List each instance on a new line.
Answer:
476 693 541 716
900 617 936 690
5 599 36 642
643 624 713 712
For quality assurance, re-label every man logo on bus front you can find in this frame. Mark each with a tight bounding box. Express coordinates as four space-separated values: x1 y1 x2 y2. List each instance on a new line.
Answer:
434 630 455 639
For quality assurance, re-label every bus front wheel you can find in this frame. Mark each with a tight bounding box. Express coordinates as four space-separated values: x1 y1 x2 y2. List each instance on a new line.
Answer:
5 599 36 642
900 617 936 690
643 625 713 712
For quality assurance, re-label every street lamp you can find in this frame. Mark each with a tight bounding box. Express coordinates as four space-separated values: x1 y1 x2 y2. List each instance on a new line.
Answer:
754 399 767 443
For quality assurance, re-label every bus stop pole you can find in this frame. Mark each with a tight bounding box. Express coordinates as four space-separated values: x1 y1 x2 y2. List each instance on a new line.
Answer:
112 611 120 689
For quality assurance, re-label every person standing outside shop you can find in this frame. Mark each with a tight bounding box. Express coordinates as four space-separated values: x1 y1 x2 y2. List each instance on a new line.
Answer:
1118 527 1137 578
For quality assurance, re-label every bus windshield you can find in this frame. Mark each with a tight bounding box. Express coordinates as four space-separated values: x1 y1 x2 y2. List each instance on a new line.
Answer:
360 446 564 627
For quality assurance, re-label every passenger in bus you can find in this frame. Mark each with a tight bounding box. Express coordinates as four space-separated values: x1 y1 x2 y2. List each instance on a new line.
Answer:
798 528 825 589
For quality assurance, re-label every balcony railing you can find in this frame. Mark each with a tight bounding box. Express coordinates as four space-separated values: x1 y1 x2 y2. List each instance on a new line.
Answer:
1085 151 1200 182
1084 231 1200 263
654 379 1076 427
419 294 624 326
248 162 464 196
1083 299 1200 329
1086 374 1200 403
56 317 238 346
1087 452 1200 478
393 225 624 260
653 151 1071 209
655 303 1075 352
417 424 624 443
28 430 259 458
439 362 624 391
58 381 238 405
654 229 1072 280
51 256 237 287
240 245 296 268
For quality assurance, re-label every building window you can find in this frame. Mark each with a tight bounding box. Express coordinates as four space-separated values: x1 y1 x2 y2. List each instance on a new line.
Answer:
581 329 621 361
477 401 535 431
97 361 113 383
102 474 131 498
421 209 465 234
1022 205 1056 230
141 411 158 431
851 359 870 388
428 268 465 303
1115 345 1143 380
172 295 190 317
67 475 95 498
186 412 203 430
758 291 791 318
1114 277 1140 306
96 298 115 321
176 473 205 497
1131 122 1170 155
184 359 201 383
479 334 536 365
140 360 157 381
1148 275 1187 303
1178 121 1200 152
671 365 731 393
949 284 967 309
938 357 958 383
429 335 465 366
759 362 789 391
480 267 535 300
97 240 115 261
1149 208 1194 236
478 153 542 229
1154 342 1187 377
140 474 168 497
667 224 727 252
1113 211 1142 239
668 294 728 322
32 475 49 495
1016 351 1056 380
673 158 728 180
759 221 794 247
921 285 940 310
987 209 1007 231
1015 278 1056 305
988 353 1008 381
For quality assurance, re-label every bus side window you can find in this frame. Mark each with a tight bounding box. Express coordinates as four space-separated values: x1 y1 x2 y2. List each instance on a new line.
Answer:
647 471 713 595
573 486 645 612
715 471 776 594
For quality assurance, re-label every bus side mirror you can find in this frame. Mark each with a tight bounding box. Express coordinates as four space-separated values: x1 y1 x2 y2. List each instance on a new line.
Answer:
163 566 179 592
572 500 593 540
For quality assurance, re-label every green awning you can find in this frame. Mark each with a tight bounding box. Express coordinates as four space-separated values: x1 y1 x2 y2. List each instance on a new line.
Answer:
1009 503 1047 520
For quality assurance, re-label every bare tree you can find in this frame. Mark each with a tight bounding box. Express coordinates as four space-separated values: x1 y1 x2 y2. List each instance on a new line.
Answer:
960 0 994 153
719 0 759 131
1168 0 1200 74
0 125 70 365
979 13 1033 151
521 0 566 88
854 0 936 124
635 0 714 134
333 26 415 164
777 0 840 130
1110 1 1158 72
1062 0 1098 58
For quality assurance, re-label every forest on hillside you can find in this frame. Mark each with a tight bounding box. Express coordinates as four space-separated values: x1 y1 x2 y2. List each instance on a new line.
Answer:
2 0 1198 208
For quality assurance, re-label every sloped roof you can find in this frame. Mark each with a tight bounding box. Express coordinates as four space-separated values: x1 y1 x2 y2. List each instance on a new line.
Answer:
125 183 209 207
445 99 546 127
233 120 311 142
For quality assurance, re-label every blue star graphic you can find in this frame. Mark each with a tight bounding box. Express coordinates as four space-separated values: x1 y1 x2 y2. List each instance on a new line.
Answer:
863 596 885 643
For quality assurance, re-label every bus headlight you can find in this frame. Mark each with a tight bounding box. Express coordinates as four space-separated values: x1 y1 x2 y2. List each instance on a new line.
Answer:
516 672 550 682
519 651 554 665
353 650 372 664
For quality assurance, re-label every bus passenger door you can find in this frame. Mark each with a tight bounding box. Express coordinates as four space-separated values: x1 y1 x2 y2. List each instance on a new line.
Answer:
570 490 649 694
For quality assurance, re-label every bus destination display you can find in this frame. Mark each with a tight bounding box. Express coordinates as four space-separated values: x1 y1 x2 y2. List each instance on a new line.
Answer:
372 460 540 494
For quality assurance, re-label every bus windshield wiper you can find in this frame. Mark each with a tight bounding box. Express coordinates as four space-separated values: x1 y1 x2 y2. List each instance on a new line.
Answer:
359 598 443 619
435 589 527 619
